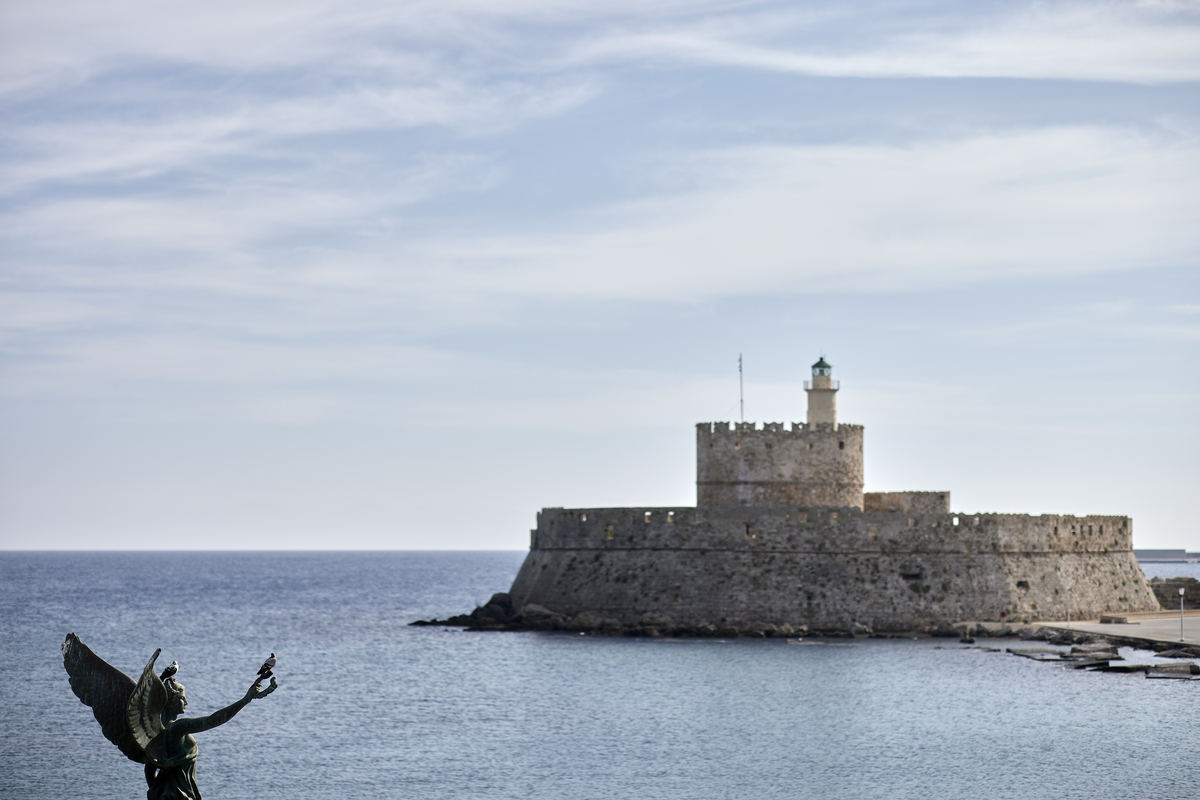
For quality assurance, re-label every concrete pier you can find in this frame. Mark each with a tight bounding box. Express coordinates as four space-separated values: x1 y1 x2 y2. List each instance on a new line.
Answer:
1037 609 1200 649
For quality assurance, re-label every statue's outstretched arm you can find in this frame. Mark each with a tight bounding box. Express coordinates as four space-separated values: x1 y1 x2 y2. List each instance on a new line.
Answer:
174 677 277 735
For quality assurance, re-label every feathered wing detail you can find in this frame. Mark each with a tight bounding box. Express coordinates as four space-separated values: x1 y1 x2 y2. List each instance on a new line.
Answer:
61 633 148 763
126 648 167 754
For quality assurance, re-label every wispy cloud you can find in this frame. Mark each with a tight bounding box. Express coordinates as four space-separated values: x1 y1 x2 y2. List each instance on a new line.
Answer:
952 299 1200 345
427 126 1200 299
11 2 1190 90
0 77 597 196
4 123 1195 350
0 1 725 95
5 2 1197 197
2 148 497 259
564 2 1200 83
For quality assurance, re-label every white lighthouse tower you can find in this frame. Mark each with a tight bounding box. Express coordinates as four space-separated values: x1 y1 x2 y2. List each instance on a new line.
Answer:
805 356 838 426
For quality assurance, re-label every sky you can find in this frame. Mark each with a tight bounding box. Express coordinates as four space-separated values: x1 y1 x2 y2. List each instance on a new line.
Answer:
1 1 1197 551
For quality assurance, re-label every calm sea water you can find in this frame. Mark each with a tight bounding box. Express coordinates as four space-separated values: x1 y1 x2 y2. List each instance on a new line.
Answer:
2 551 1197 800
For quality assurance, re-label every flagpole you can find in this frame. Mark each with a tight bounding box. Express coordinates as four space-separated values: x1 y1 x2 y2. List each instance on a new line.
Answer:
738 353 744 422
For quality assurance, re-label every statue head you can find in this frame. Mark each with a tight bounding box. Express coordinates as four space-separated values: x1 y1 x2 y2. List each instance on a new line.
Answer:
164 678 187 717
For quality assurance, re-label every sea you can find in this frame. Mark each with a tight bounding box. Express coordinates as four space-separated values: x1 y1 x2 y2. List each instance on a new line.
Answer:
2 551 1197 800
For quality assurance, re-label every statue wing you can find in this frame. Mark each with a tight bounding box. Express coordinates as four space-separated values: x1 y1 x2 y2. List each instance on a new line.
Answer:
61 633 150 763
126 647 167 754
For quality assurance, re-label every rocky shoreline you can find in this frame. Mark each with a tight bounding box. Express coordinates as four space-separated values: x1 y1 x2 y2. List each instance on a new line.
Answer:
415 576 1200 640
411 591 932 638
412 592 1200 680
410 590 1197 645
1002 639 1200 678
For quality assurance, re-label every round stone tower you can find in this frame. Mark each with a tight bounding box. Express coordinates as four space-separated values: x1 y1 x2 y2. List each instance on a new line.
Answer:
696 357 864 508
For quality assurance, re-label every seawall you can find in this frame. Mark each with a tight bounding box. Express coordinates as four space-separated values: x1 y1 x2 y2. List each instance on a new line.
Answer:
505 506 1159 633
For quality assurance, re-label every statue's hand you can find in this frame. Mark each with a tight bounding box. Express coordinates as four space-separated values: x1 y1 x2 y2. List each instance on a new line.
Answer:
246 676 278 701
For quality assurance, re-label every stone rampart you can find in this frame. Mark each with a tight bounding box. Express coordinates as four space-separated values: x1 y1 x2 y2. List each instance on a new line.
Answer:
1151 577 1200 610
864 491 950 514
527 506 1136 555
507 506 1159 633
696 422 864 508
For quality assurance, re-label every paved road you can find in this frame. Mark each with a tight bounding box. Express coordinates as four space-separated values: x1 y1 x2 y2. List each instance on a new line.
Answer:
1038 610 1200 648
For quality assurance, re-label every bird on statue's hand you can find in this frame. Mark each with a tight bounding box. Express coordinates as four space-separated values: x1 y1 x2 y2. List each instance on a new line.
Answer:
257 653 276 679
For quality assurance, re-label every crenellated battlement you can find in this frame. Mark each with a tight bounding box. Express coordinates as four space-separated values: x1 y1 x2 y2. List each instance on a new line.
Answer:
530 506 1135 556
696 420 864 509
864 491 950 514
696 421 864 435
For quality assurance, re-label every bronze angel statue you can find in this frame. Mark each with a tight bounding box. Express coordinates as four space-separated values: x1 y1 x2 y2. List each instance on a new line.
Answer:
62 633 277 799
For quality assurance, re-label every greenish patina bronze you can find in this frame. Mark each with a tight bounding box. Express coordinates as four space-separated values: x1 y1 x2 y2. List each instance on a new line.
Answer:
63 633 278 799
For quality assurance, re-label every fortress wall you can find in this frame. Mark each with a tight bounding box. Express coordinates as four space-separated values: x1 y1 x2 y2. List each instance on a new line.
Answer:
696 422 864 508
864 491 950 513
508 506 1158 632
528 507 1136 555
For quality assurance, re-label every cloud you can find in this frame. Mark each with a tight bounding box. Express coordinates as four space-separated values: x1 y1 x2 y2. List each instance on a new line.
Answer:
0 0 725 96
565 2 1200 83
4 3 1196 229
943 299 1200 345
0 77 597 196
9 2 1193 90
0 315 742 431
424 126 1200 300
4 124 1195 352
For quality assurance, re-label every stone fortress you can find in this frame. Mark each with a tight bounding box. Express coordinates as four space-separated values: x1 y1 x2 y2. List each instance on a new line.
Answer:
483 359 1160 636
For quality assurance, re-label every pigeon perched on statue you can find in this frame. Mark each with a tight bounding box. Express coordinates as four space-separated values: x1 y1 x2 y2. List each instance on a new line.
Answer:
160 660 178 681
257 653 276 680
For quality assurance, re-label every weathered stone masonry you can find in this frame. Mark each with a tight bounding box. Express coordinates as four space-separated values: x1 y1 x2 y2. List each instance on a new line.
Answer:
697 422 864 509
509 506 1155 632
502 359 1159 633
